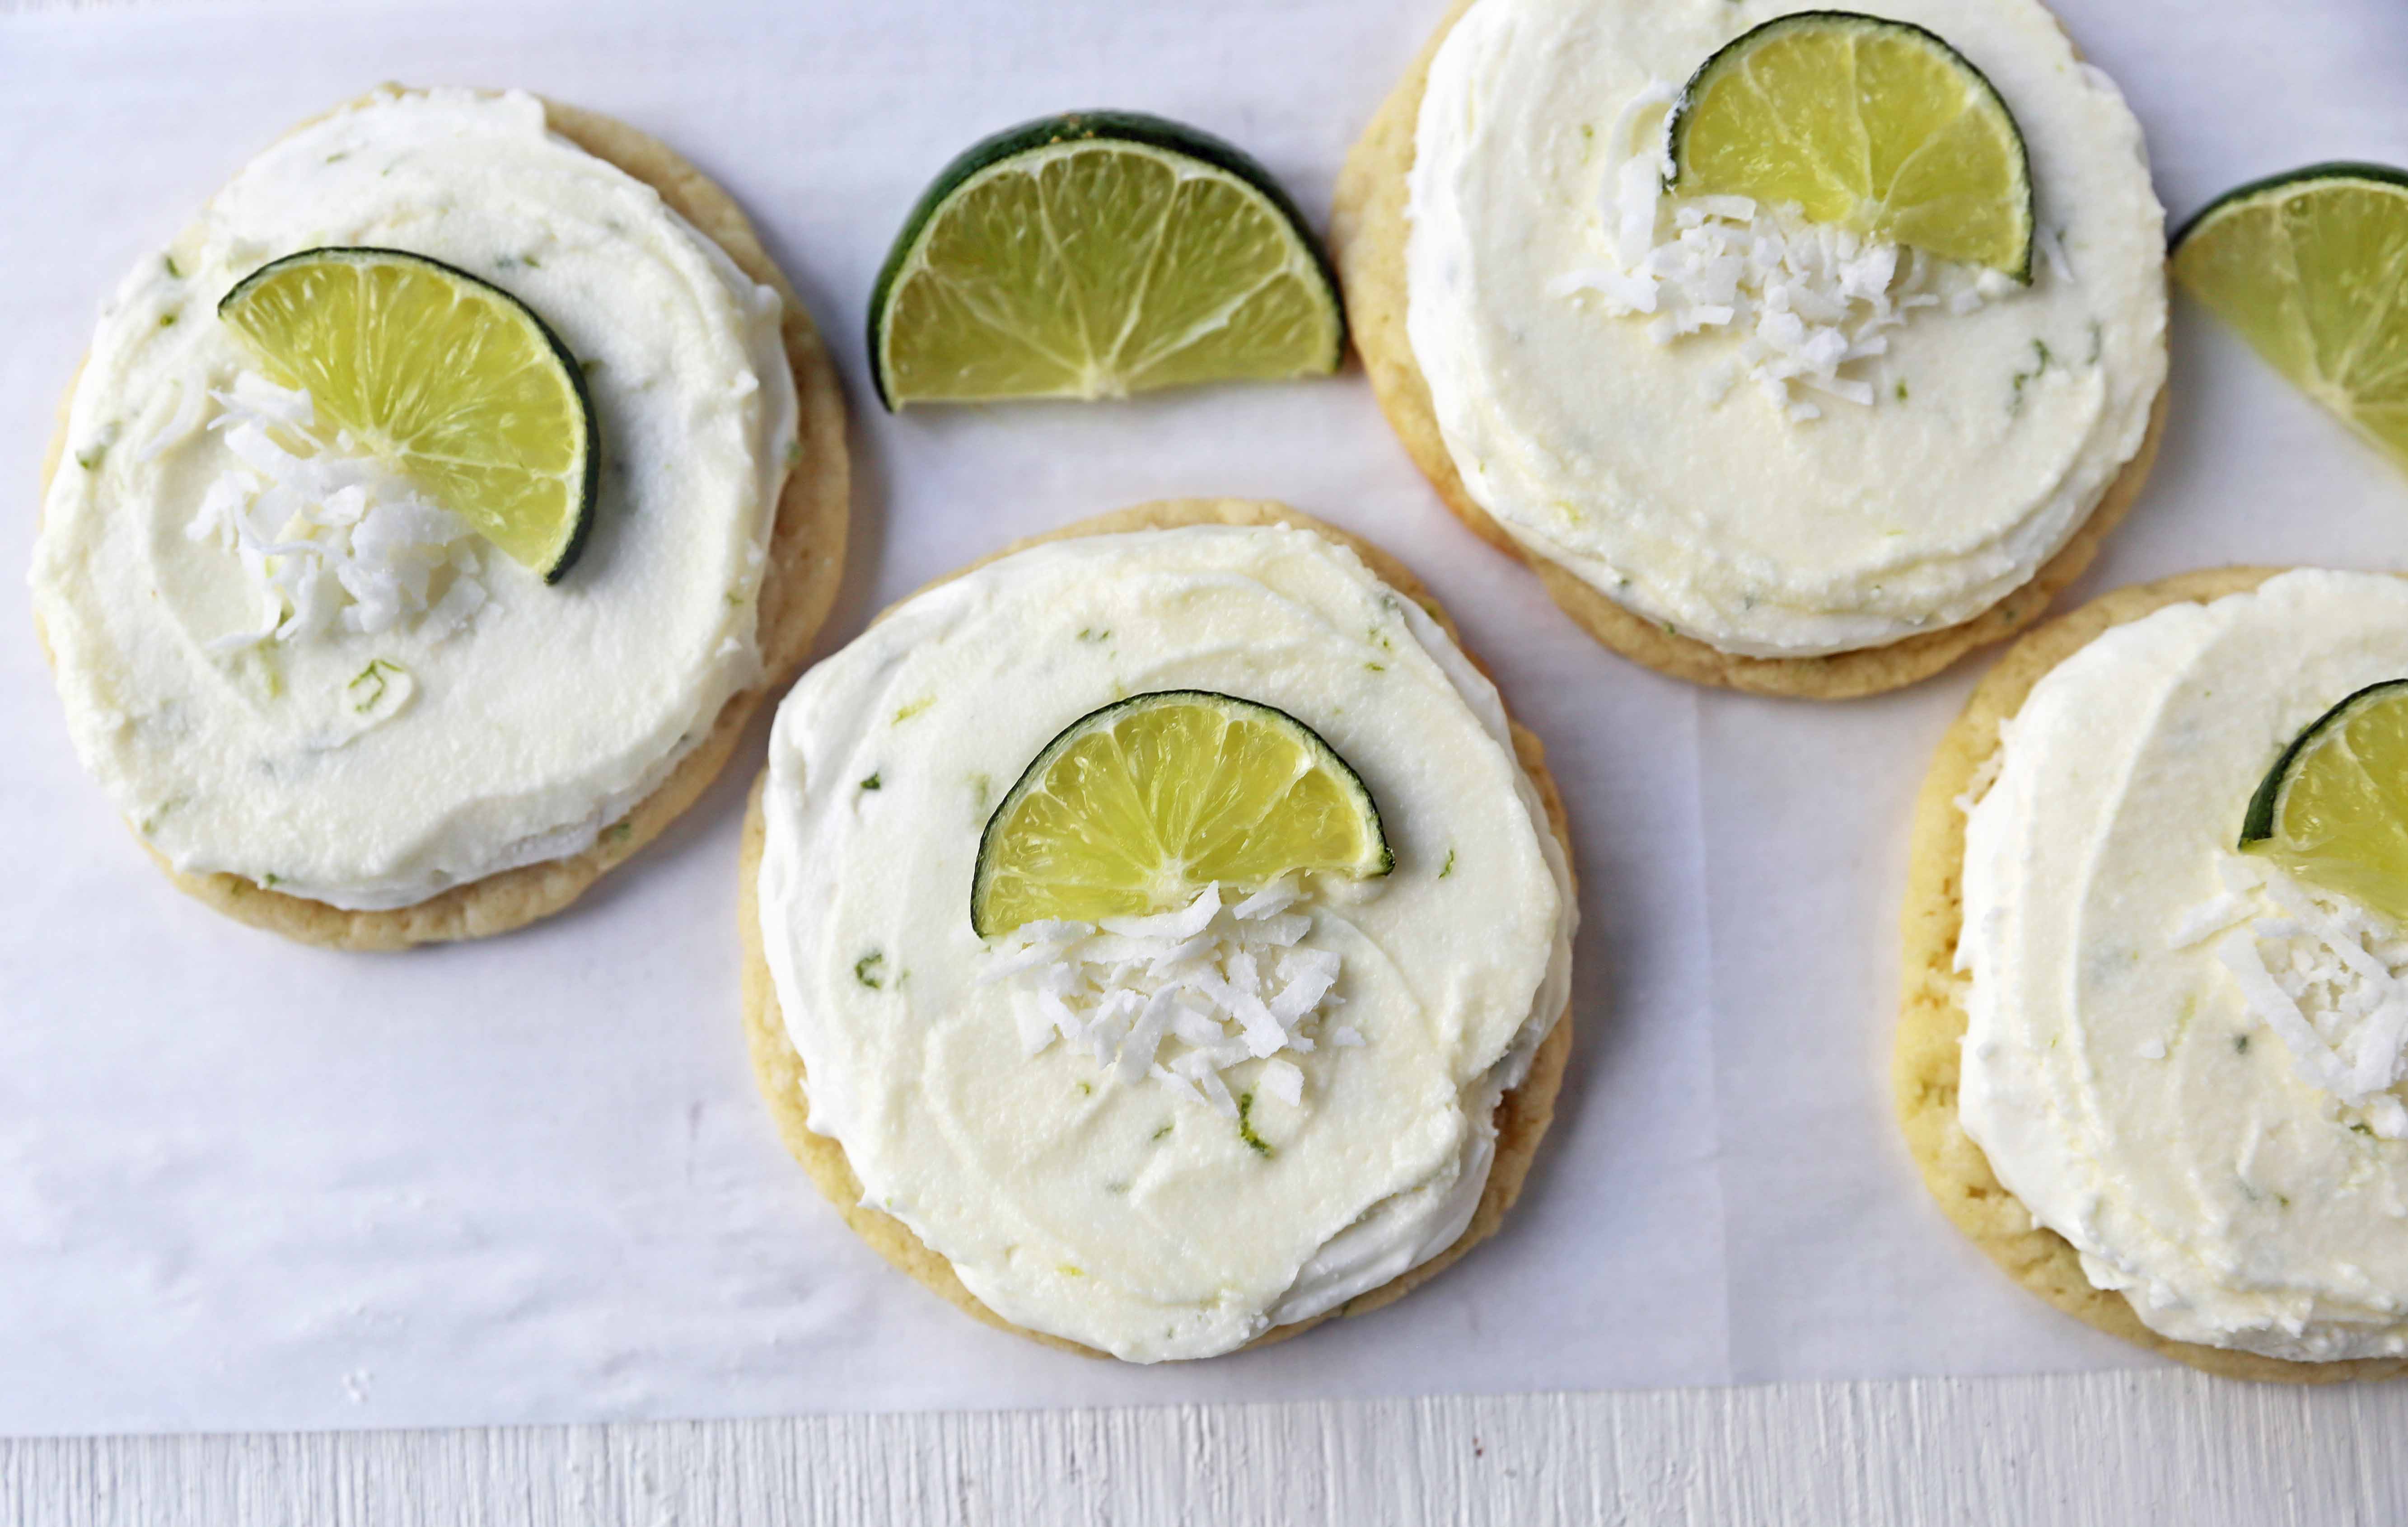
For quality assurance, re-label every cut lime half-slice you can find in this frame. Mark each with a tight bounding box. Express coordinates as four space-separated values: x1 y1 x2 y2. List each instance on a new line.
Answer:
2174 164 2408 476
870 112 1345 409
218 246 600 581
970 690 1392 937
1667 10 2035 279
2240 677 2408 923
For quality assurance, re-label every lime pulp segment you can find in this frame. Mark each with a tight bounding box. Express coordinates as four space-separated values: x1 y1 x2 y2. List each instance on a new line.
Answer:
2174 164 2408 476
1668 10 2035 279
2241 677 2408 924
871 112 1345 408
217 246 600 581
971 690 1392 937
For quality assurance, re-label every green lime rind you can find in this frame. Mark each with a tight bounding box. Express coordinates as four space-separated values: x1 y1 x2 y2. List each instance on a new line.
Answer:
2172 162 2408 248
867 111 1345 411
2239 678 2408 847
969 688 1392 939
219 245 601 583
1667 9 2036 282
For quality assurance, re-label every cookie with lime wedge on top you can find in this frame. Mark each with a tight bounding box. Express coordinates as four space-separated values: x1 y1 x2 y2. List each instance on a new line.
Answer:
869 112 1344 408
31 86 848 949
1898 567 2408 1381
1333 0 2169 698
739 498 1576 1361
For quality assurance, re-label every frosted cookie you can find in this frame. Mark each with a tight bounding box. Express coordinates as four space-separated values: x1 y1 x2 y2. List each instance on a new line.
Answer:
1899 568 2408 1381
31 87 848 949
1333 0 2168 697
741 499 1576 1361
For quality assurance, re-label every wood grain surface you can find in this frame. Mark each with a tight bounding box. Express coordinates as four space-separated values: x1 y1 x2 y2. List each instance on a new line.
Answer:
8 1370 2408 1524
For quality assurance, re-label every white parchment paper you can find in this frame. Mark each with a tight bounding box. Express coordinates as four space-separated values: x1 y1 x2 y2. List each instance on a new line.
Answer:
1 0 2404 1437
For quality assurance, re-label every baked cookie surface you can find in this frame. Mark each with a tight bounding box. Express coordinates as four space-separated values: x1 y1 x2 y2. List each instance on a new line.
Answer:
1897 567 2408 1382
34 88 850 950
741 497 1575 1360
1332 0 2166 698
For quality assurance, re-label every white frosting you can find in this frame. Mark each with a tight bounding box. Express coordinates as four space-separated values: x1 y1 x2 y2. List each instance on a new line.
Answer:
1406 0 2167 657
30 89 797 909
757 526 1575 1362
1960 570 2408 1361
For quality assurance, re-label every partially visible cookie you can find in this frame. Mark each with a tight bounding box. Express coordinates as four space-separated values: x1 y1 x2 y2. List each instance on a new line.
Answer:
740 497 1574 1359
1331 0 2165 699
1895 567 2408 1383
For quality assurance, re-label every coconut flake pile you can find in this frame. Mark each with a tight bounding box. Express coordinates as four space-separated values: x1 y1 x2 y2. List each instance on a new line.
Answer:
1549 81 2020 422
2174 856 2408 1136
181 373 488 652
981 879 1359 1116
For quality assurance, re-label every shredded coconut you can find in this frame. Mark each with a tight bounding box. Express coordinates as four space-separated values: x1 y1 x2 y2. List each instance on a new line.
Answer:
982 879 1349 1115
1552 80 2023 420
2189 857 2408 1132
189 373 488 652
2168 891 2255 950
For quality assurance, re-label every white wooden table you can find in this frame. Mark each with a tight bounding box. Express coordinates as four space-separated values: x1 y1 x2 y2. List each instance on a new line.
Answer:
5 1371 2407 1522
10 0 2408 1521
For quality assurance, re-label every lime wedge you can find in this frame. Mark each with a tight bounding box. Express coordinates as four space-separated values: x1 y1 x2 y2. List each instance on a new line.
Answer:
2173 164 2408 475
970 690 1392 937
2240 678 2408 923
870 112 1345 409
218 247 599 582
1668 11 2035 279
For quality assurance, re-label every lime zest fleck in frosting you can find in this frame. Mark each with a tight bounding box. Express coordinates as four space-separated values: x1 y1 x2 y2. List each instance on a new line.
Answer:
1235 1091 1275 1158
74 422 120 471
854 951 886 990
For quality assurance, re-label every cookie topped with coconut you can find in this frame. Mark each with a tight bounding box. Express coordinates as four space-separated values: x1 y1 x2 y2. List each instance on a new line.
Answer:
1901 569 2408 1378
1337 0 2169 694
31 87 846 942
743 502 1576 1362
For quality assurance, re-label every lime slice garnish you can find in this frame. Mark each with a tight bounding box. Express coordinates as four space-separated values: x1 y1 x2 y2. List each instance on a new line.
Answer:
2173 164 2408 476
1667 11 2035 280
970 690 1393 937
2240 678 2408 922
217 247 600 582
870 112 1345 409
